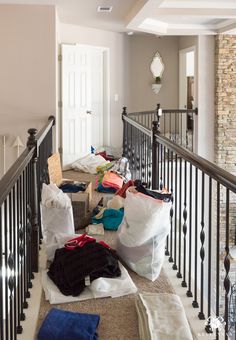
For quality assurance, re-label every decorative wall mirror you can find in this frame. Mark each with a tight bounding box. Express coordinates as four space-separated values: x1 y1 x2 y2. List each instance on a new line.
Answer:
150 51 164 94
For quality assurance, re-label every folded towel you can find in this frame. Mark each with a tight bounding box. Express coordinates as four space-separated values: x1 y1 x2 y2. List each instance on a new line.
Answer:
37 308 100 340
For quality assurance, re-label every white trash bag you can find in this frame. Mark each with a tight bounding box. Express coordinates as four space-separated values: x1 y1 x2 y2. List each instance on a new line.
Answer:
41 183 75 261
116 187 171 281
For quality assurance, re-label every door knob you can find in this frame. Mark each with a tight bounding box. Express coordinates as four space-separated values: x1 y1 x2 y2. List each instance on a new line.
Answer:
86 110 92 114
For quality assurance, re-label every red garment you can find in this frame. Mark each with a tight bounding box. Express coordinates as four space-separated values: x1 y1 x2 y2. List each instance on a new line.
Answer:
65 234 96 250
102 171 123 190
115 180 135 198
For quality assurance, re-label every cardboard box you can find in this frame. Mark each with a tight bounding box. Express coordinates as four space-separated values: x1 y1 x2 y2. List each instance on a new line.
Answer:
47 153 93 229
47 152 92 201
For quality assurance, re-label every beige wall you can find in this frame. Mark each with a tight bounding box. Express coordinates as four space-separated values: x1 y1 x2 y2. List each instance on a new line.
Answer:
128 35 179 112
0 5 57 177
179 36 198 50
59 23 130 149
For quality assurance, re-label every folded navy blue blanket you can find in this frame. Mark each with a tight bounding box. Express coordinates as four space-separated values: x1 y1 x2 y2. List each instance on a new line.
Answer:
38 308 100 340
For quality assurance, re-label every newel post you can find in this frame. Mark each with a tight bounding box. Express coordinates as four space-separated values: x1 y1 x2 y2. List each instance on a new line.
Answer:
152 121 160 190
27 128 39 272
122 106 127 157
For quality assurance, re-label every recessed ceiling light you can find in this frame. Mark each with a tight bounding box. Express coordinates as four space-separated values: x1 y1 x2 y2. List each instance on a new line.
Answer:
97 6 113 13
127 31 134 35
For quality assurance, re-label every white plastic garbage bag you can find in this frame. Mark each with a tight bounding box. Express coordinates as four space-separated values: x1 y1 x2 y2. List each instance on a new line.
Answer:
41 183 75 261
116 187 171 281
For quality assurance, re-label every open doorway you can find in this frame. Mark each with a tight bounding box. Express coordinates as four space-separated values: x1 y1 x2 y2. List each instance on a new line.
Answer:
60 43 110 168
179 46 196 149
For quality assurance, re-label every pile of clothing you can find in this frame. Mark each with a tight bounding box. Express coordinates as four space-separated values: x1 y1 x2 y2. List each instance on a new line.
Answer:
42 233 137 304
48 234 121 296
59 182 87 193
96 157 131 193
135 293 193 340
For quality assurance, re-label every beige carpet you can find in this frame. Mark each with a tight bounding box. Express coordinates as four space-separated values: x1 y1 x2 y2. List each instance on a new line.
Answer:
37 171 174 339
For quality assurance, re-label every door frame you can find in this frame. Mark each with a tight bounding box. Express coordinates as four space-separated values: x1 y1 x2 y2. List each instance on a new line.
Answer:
179 46 196 110
59 43 110 158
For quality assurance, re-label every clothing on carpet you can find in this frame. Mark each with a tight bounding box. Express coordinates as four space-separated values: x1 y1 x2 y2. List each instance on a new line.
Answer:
42 261 137 304
48 241 121 296
92 208 124 231
102 171 123 191
59 182 86 193
97 183 117 193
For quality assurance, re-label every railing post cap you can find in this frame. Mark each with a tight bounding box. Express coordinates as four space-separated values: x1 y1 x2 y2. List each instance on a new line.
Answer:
27 128 38 149
27 128 37 136
48 115 55 126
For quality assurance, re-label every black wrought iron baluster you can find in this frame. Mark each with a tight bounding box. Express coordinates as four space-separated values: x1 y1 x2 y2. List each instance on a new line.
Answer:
175 113 177 143
16 178 24 332
224 188 230 338
122 107 127 157
193 167 199 308
144 134 147 184
152 121 159 190
173 153 178 270
163 146 166 189
187 163 193 297
148 138 152 188
8 190 14 340
198 171 205 320
181 112 183 146
182 160 187 287
216 182 220 340
13 184 18 338
4 198 9 339
22 171 29 308
205 177 213 333
169 113 171 139
169 151 174 263
136 131 140 180
165 148 170 256
0 205 3 339
167 149 170 191
131 145 135 179
160 144 163 190
177 157 183 279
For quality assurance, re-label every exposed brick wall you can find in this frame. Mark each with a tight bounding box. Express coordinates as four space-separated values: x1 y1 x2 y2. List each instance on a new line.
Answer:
215 35 236 247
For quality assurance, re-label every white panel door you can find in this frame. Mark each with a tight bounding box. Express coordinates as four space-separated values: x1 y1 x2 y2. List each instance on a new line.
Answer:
90 47 103 148
61 44 92 168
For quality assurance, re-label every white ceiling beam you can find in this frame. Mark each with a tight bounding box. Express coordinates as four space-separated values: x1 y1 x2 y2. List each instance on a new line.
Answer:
126 0 165 30
217 20 236 34
151 8 236 18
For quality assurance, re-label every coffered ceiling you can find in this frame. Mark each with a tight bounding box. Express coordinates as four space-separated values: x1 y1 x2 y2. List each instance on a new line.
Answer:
1 0 236 35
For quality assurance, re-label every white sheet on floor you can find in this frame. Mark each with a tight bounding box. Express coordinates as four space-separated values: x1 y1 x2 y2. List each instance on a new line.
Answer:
41 262 137 304
71 153 108 174
136 293 193 340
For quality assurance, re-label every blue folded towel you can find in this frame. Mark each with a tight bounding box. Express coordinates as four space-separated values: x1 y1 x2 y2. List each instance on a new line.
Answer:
38 308 100 340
